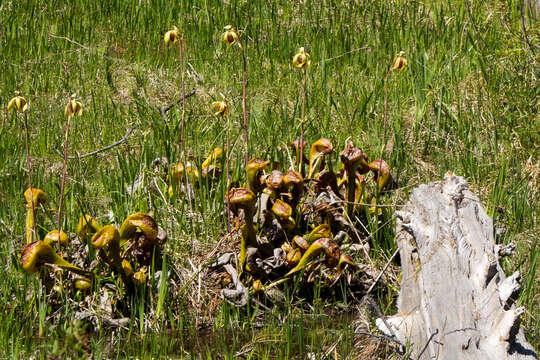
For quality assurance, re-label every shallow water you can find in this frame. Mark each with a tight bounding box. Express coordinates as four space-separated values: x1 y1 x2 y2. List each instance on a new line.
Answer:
117 310 359 358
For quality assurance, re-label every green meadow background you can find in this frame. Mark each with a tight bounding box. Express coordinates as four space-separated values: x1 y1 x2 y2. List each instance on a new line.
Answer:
0 0 538 358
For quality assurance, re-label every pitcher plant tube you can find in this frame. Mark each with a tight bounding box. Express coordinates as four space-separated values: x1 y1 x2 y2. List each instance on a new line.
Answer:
340 143 369 215
226 188 256 272
132 267 148 287
92 225 122 261
247 158 270 193
283 170 304 208
336 254 356 274
21 241 89 277
24 187 47 244
272 199 295 231
201 147 223 181
200 147 223 181
368 159 392 193
285 237 340 277
308 138 333 178
265 170 285 199
92 225 133 290
43 229 69 248
76 214 101 241
304 224 332 244
265 237 340 290
119 212 159 244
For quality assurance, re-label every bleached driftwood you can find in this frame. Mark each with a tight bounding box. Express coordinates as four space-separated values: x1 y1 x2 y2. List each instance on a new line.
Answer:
377 173 537 359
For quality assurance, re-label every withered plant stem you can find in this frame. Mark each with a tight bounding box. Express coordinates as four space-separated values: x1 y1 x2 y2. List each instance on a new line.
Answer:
337 70 353 140
240 44 249 171
381 68 391 159
379 67 392 184
57 116 71 238
299 68 307 177
178 36 193 236
346 170 356 216
23 113 37 243
98 249 133 294
179 38 186 156
225 114 231 233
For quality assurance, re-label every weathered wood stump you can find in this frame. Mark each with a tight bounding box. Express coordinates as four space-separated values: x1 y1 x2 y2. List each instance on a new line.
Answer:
377 173 537 359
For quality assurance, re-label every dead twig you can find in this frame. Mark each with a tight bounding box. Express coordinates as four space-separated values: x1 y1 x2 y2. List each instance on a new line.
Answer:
365 247 399 295
416 329 438 360
55 126 137 160
234 346 255 358
338 199 404 208
159 89 196 122
342 211 373 266
354 331 404 346
520 1 537 56
324 334 343 359
49 33 89 50
318 46 370 64
362 296 402 346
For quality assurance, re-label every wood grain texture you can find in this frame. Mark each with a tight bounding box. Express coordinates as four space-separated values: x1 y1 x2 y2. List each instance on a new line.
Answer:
377 173 537 359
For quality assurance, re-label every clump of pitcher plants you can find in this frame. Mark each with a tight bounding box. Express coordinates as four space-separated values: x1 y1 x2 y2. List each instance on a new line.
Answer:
19 187 167 297
168 146 224 198
219 137 395 304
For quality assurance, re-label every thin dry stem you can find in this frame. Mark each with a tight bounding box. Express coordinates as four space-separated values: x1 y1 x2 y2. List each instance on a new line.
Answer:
300 68 307 177
23 113 37 243
240 44 249 171
365 247 399 295
225 114 231 233
377 65 393 191
54 125 137 160
177 36 196 241
179 38 186 156
381 67 392 161
57 115 71 237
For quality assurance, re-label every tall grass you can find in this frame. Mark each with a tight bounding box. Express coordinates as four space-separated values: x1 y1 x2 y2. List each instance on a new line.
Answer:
0 0 537 357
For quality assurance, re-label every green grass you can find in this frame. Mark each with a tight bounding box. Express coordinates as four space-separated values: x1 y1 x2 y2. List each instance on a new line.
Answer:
0 0 538 358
